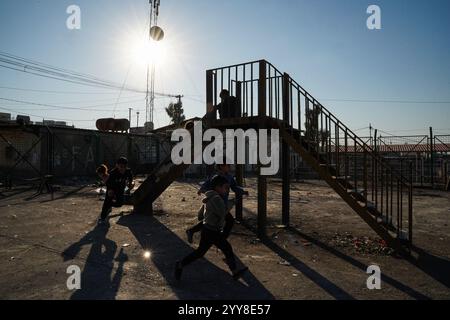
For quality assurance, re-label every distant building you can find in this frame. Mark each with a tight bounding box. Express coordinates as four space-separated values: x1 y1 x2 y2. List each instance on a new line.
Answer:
0 112 11 122
43 120 55 126
130 127 147 135
40 120 74 128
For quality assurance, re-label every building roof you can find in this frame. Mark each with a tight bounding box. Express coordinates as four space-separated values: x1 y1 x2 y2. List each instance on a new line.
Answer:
152 117 202 133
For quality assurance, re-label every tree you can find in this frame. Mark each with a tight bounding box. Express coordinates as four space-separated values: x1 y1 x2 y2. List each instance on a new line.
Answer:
165 99 186 126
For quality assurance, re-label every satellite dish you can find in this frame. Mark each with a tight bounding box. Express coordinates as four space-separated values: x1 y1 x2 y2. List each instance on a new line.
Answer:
150 26 164 41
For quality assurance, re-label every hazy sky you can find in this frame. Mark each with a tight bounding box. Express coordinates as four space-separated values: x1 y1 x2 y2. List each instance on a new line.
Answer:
0 0 449 136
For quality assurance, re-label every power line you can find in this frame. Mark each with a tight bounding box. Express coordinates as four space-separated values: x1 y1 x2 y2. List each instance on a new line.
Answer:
112 64 133 117
1 94 144 105
0 51 115 81
0 84 200 100
0 59 126 90
0 97 145 112
0 51 134 90
352 126 370 132
0 106 94 122
0 61 181 99
0 51 183 98
0 105 147 113
0 63 127 90
112 13 150 118
183 96 204 105
376 129 431 144
320 98 450 104
0 85 140 95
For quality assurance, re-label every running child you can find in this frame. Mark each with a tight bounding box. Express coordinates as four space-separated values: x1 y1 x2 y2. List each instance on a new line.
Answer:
186 163 248 243
175 175 248 281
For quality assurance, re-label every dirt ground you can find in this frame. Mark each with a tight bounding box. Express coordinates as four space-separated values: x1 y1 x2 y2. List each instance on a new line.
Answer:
0 177 449 300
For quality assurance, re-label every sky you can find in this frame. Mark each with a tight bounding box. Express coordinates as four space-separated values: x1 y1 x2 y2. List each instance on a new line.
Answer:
0 0 449 136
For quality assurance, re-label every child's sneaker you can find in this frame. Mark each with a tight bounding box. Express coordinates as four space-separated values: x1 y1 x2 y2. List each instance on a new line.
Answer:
174 262 183 281
186 230 194 244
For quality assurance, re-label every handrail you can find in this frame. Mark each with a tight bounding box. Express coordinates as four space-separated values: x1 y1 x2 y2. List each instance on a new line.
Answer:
206 59 413 187
206 59 263 73
206 59 413 246
285 73 413 186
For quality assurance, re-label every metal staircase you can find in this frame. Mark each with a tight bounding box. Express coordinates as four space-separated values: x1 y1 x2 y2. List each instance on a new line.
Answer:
131 60 413 253
263 60 413 252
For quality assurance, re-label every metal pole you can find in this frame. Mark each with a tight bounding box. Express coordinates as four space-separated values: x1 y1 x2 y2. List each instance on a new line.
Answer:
374 129 378 208
129 108 133 133
206 70 214 119
282 72 291 226
257 60 267 239
137 112 140 129
235 81 243 221
430 127 434 188
409 161 413 247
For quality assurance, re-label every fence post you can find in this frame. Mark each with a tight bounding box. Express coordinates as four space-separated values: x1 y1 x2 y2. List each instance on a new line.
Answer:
430 127 434 188
235 80 243 222
409 161 413 247
43 126 54 176
257 60 267 239
281 72 291 226
446 161 450 191
374 130 378 207
206 70 215 120
39 127 47 176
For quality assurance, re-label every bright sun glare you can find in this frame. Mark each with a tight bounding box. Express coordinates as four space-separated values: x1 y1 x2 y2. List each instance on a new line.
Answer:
143 251 151 259
130 38 167 67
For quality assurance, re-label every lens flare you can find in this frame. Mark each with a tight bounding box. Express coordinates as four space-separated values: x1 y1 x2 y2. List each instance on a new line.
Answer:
129 38 166 67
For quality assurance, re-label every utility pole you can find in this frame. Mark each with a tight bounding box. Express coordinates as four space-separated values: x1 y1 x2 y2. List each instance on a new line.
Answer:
146 0 164 128
137 112 140 129
128 108 133 132
374 129 378 153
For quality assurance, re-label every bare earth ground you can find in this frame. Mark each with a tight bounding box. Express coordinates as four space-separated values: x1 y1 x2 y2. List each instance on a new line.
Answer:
0 178 449 300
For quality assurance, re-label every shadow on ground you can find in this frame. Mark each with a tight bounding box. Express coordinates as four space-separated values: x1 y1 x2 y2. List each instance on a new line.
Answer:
0 185 91 208
61 213 274 300
241 207 433 300
117 214 274 300
288 227 432 300
410 245 450 291
60 206 447 300
62 224 127 300
240 217 355 300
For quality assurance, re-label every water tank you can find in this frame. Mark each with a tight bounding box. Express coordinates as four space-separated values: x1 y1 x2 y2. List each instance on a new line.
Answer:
17 115 31 125
96 118 130 132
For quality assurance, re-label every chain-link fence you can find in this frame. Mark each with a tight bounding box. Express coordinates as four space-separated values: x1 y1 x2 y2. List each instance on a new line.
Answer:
291 134 449 189
0 124 160 187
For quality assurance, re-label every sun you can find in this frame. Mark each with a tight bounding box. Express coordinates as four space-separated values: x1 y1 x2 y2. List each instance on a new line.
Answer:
130 38 167 67
125 30 167 68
